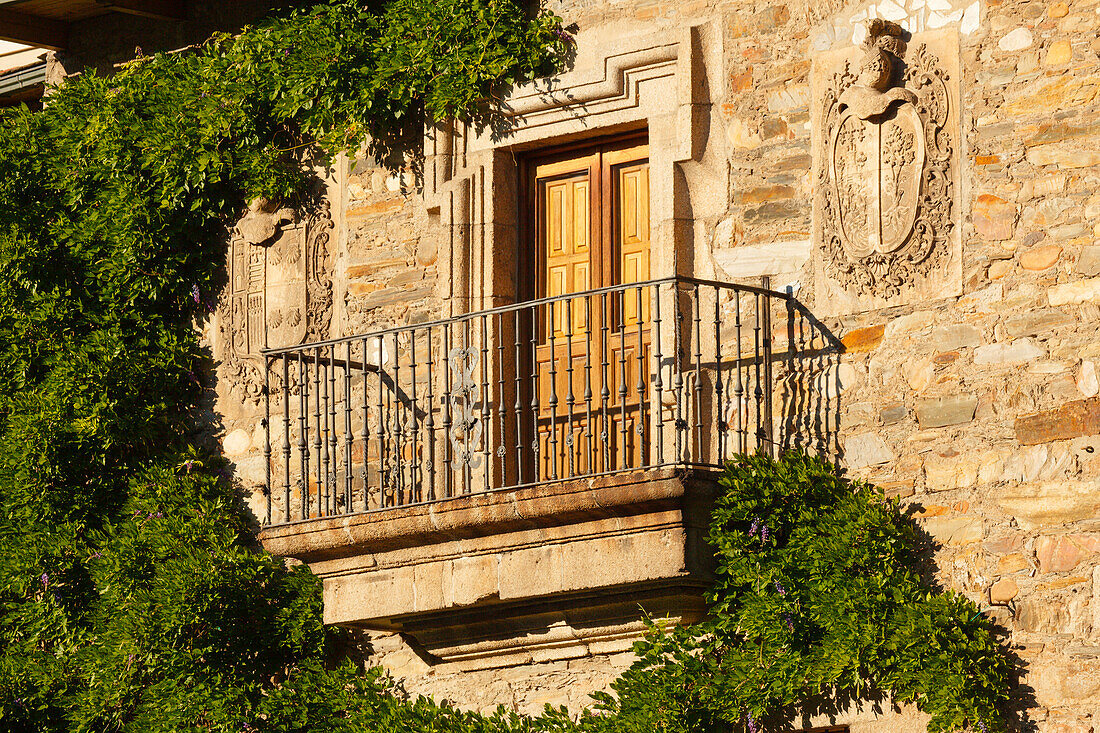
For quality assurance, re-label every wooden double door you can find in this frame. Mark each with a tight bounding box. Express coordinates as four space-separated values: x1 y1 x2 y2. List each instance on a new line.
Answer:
527 137 652 480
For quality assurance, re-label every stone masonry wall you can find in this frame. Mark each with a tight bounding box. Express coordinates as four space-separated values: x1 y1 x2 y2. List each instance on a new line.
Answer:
204 0 1100 728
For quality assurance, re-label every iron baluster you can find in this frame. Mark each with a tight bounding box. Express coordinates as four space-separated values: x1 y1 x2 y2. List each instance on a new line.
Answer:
496 312 507 488
673 287 684 463
599 292 611 473
425 326 436 501
361 338 369 513
636 286 646 467
481 314 491 492
392 331 403 505
583 294 594 476
313 348 323 517
298 353 309 520
282 356 292 524
463 318 472 496
547 304 559 481
344 342 353 513
376 335 386 507
735 294 745 455
442 323 453 499
652 284 664 466
263 355 272 525
529 306 539 483
327 345 338 515
513 311 524 486
693 283 703 464
715 286 725 464
753 292 764 451
618 289 629 469
565 296 576 479
762 276 774 456
410 329 420 503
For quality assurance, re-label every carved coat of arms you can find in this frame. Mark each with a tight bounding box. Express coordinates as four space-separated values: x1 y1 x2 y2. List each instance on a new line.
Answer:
218 195 334 403
816 20 958 302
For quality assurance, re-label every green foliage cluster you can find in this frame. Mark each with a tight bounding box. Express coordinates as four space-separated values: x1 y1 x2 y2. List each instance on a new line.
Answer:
588 452 1013 733
0 1 569 730
0 0 1013 729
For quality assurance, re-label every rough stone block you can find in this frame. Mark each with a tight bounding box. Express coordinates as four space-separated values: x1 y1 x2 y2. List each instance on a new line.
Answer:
1035 534 1100 573
931 323 981 351
989 578 1019 604
1076 246 1100 277
1015 398 1100 445
1004 310 1075 339
841 324 886 353
1049 278 1100 305
974 338 1045 365
973 194 1016 240
1020 244 1063 270
915 394 978 428
999 27 1034 51
879 402 908 424
997 480 1100 529
922 516 983 546
925 453 978 492
843 432 895 468
1027 144 1100 169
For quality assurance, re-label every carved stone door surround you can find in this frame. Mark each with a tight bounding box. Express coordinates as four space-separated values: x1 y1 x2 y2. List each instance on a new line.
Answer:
421 22 724 317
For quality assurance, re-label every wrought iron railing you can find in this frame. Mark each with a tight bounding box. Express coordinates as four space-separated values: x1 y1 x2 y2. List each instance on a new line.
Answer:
260 276 809 526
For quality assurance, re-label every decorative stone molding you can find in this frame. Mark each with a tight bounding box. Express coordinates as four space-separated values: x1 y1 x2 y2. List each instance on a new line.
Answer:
812 22 961 314
422 23 723 317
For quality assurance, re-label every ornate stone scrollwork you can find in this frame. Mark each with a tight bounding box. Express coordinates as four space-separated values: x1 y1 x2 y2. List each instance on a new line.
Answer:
816 19 956 300
217 193 335 404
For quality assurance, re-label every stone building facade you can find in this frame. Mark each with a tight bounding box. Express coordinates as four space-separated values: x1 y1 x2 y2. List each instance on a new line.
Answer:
39 0 1100 729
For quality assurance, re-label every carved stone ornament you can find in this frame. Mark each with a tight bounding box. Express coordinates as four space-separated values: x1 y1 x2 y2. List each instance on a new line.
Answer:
217 195 335 404
813 21 961 311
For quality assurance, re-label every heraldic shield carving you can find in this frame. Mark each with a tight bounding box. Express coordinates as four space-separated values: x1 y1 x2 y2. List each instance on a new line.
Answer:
813 20 961 310
217 195 334 404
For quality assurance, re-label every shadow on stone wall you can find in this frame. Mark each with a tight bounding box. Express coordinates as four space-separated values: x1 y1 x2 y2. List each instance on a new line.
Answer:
777 297 845 463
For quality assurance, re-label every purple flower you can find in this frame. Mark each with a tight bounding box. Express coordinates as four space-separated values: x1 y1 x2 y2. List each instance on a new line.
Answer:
978 722 988 733
39 573 48 588
775 581 786 595
553 28 576 47
761 524 770 542
785 614 794 631
191 284 202 304
745 713 758 733
750 517 760 536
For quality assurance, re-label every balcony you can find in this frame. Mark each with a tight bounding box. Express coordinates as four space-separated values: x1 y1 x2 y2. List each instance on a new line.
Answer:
256 276 832 666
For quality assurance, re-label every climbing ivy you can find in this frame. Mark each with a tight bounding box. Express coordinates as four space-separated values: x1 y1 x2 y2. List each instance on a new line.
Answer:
583 452 1014 733
0 1 569 730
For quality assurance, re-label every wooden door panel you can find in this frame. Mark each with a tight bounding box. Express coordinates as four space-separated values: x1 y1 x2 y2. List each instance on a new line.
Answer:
531 139 650 482
617 163 650 327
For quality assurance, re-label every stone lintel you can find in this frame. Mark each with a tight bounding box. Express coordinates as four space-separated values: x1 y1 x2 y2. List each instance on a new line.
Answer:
259 468 719 667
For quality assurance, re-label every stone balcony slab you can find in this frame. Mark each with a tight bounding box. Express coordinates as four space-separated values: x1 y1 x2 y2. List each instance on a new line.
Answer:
259 467 719 669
